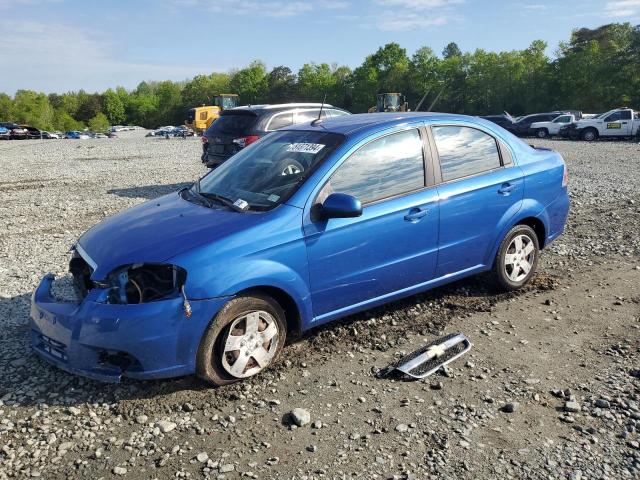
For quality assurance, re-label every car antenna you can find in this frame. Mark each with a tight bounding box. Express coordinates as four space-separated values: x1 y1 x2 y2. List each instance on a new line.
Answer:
311 93 327 126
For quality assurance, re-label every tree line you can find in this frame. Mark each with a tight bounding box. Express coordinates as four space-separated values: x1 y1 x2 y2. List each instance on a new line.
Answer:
1 23 638 131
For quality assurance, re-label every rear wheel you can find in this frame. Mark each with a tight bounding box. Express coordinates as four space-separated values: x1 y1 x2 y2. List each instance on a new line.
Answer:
493 224 539 291
581 128 598 141
196 294 287 386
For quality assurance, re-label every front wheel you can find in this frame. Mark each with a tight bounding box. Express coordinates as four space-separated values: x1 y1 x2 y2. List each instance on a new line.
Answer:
493 224 539 291
196 294 287 386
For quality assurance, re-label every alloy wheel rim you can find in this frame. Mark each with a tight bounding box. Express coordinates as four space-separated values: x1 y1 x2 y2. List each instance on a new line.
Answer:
221 310 279 378
281 164 302 176
504 234 535 282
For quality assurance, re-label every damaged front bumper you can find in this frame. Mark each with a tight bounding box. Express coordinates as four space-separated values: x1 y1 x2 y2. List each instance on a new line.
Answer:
30 274 229 383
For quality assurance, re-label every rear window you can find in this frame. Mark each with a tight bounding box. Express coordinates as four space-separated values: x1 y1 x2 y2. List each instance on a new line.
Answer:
206 113 256 136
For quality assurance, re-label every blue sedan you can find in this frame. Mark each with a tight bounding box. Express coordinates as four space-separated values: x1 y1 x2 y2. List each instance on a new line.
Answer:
30 113 570 384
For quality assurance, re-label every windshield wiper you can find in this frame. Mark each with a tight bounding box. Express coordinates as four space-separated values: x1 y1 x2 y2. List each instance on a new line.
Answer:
200 191 252 213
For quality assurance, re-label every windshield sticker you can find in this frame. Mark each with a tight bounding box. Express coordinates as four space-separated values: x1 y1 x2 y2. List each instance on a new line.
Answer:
233 198 249 211
267 194 280 203
286 143 325 154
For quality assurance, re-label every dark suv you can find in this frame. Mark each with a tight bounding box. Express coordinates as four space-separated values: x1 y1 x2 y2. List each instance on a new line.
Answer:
201 103 350 168
480 114 515 130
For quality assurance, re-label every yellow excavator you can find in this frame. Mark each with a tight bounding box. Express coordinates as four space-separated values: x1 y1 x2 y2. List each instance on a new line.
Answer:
368 93 409 113
186 94 240 133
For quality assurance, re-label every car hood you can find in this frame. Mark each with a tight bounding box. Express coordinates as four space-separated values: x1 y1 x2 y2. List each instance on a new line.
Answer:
78 191 267 279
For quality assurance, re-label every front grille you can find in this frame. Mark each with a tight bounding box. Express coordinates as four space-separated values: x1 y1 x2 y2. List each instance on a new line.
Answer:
38 333 68 361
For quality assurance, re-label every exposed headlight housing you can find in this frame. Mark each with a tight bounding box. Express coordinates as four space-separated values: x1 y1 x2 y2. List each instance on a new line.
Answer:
106 264 187 304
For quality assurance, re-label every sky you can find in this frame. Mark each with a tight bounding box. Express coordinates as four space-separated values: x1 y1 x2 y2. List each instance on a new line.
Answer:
0 0 639 94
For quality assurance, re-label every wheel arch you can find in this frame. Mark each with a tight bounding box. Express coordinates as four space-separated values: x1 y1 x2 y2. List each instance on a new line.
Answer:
235 285 303 338
487 201 551 267
581 126 599 140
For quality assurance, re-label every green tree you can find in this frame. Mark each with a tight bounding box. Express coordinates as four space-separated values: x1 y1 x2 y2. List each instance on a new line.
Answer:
0 93 12 121
88 112 110 132
102 88 126 125
229 61 268 104
266 66 297 103
442 42 462 59
297 63 337 102
12 90 54 129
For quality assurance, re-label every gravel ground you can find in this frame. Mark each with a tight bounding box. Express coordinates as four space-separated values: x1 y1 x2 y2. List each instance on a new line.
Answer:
0 133 638 480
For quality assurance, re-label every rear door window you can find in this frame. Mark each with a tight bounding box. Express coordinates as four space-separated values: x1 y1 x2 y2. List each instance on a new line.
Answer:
328 109 350 118
266 112 294 130
432 126 502 182
295 109 329 124
326 129 425 204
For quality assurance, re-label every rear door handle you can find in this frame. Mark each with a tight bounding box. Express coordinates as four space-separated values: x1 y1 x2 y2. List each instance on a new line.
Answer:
498 183 515 195
404 208 429 222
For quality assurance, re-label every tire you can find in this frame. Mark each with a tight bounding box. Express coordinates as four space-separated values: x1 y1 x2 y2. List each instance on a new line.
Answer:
535 129 548 139
492 224 540 291
581 128 598 142
196 294 287 386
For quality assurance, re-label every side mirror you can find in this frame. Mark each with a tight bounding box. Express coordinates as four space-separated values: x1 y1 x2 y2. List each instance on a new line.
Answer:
320 193 362 219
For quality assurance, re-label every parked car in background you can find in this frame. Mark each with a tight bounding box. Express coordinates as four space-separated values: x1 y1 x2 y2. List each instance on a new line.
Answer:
41 131 60 139
0 126 10 139
201 103 351 168
21 125 41 139
529 114 576 138
480 113 515 130
508 112 569 136
64 131 91 139
30 112 569 384
566 107 639 141
0 122 27 139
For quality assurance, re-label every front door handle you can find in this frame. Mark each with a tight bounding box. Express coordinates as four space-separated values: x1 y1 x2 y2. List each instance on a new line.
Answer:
404 208 429 222
498 183 515 195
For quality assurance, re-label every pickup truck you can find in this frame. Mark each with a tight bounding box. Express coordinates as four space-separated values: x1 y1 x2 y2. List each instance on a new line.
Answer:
566 108 640 141
530 113 576 138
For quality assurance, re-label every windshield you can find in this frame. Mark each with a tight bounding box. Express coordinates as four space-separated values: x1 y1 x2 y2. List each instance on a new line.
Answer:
195 130 344 210
220 96 239 110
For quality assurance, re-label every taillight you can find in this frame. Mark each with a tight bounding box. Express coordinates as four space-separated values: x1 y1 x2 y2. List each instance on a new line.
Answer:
232 135 260 148
562 163 568 187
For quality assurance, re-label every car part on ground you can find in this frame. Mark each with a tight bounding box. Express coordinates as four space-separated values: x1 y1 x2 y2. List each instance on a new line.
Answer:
201 103 351 168
376 333 472 380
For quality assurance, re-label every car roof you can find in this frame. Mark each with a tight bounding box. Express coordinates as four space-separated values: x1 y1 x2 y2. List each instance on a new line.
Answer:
229 103 337 114
283 112 486 135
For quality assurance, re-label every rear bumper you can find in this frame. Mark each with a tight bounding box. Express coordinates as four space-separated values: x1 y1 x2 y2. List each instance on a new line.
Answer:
30 274 229 382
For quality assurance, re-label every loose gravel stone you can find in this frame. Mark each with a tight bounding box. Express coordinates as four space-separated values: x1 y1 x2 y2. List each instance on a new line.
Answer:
290 408 311 427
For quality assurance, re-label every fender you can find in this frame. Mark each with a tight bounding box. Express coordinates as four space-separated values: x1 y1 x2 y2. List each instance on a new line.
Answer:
173 252 313 329
485 197 550 266
213 259 313 330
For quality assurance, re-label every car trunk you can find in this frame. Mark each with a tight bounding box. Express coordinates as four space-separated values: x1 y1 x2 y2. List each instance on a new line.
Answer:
203 111 259 165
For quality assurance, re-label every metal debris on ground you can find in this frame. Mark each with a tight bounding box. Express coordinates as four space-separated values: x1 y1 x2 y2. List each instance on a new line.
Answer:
376 333 472 380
